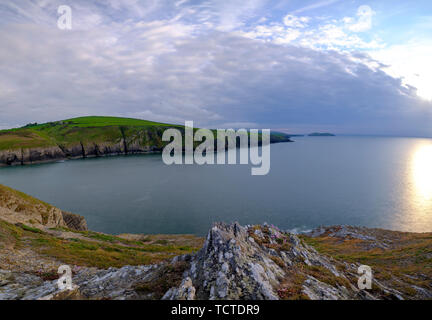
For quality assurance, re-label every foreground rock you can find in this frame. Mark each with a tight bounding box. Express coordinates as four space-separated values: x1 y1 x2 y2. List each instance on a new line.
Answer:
2 222 431 300
161 223 406 300
1 187 431 300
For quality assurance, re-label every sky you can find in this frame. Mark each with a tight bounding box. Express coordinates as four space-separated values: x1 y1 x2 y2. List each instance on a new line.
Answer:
0 0 431 136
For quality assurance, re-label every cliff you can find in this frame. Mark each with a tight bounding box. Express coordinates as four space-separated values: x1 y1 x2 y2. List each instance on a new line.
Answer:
0 116 292 166
0 185 431 300
0 184 86 231
0 117 178 166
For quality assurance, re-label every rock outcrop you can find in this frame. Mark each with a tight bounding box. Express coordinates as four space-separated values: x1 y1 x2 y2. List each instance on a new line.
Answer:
2 221 430 300
162 223 432 300
0 185 65 229
162 223 360 300
0 184 87 231
61 211 88 231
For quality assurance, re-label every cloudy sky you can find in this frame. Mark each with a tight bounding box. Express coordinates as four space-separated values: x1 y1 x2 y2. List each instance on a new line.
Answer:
1 0 431 136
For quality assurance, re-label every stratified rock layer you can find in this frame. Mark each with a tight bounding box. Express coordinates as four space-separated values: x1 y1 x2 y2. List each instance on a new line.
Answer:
61 211 88 231
0 184 87 231
1 222 431 300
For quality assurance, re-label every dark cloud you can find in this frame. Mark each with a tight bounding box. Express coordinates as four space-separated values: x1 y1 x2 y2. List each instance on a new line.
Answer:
0 1 431 136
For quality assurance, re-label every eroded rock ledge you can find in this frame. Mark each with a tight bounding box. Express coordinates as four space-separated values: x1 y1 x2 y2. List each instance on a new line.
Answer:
162 223 401 300
1 222 431 300
0 184 87 231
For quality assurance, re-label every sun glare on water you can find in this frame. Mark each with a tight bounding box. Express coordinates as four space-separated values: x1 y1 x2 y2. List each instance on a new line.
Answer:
411 144 432 201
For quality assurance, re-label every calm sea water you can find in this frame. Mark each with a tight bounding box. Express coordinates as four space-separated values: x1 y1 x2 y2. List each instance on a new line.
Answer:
1 136 432 235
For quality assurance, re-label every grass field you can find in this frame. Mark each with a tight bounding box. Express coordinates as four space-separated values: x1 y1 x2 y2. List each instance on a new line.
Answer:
31 116 176 129
0 116 183 151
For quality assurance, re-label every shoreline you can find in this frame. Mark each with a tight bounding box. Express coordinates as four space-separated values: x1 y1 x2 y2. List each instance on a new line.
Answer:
1 183 432 300
0 140 292 168
0 150 162 168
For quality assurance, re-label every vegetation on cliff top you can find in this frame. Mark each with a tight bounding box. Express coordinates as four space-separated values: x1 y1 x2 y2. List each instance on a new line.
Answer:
301 227 432 297
0 219 203 269
0 116 291 152
0 116 179 150
0 184 54 210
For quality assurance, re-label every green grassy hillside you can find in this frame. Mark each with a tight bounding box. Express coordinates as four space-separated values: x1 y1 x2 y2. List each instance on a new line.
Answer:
0 116 292 152
0 116 181 150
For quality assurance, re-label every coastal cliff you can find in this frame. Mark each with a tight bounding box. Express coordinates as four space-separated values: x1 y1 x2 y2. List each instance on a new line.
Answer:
0 185 431 300
0 119 173 166
0 184 86 231
0 116 292 167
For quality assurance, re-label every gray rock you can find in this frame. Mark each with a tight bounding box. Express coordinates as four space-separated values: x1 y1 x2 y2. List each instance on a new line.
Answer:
2 222 430 300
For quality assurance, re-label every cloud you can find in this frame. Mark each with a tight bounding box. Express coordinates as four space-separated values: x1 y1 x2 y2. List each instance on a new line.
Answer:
241 8 383 50
291 0 341 14
0 0 431 137
370 41 432 101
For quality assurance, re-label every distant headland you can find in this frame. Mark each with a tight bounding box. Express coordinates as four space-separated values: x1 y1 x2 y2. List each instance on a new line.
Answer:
0 116 292 167
308 132 335 136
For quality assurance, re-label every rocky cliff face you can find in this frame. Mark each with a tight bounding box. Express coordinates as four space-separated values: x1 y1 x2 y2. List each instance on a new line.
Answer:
61 211 88 232
0 140 160 167
1 221 431 300
0 184 86 231
0 126 292 167
0 146 65 166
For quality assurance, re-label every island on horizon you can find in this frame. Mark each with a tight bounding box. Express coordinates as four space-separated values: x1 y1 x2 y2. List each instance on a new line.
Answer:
308 132 336 137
